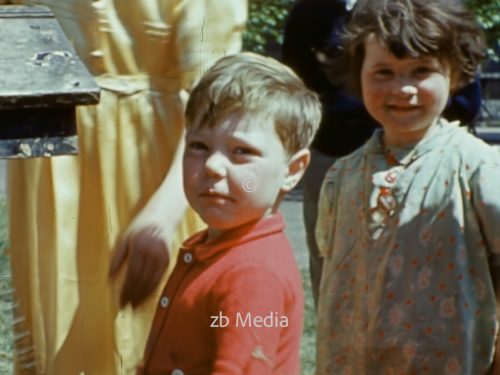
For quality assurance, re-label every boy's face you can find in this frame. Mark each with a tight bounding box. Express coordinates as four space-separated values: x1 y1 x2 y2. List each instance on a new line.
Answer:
360 34 451 147
183 113 299 238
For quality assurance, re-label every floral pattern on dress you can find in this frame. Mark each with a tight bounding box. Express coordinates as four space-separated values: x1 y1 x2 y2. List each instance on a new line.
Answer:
316 120 500 375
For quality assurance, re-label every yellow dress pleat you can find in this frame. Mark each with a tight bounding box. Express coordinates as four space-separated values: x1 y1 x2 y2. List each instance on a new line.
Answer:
6 0 247 373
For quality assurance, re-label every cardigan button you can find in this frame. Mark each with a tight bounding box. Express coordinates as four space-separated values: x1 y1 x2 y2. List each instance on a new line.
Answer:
171 369 184 375
160 296 169 308
183 252 193 263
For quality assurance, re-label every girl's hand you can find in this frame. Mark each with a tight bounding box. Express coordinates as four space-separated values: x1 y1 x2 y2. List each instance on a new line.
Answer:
489 348 499 375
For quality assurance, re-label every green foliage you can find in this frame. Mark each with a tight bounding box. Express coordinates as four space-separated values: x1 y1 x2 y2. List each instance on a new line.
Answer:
242 0 295 53
465 0 500 59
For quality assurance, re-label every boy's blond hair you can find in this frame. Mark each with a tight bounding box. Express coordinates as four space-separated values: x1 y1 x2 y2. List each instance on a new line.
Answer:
330 0 486 97
185 52 322 155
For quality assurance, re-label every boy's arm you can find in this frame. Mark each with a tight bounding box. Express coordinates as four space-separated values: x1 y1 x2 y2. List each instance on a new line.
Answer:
469 150 500 373
210 267 302 375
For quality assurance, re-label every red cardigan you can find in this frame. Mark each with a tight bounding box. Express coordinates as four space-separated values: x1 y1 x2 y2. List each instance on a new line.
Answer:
138 213 304 375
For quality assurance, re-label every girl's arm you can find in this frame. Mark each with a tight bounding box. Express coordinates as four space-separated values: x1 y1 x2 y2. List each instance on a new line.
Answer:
469 150 500 373
490 264 500 375
315 164 339 258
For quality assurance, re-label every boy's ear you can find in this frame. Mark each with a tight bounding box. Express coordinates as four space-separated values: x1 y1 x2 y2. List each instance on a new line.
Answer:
282 148 311 193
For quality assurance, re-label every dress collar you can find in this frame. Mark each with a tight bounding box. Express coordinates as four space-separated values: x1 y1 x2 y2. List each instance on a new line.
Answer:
364 118 461 167
179 212 286 262
345 0 358 11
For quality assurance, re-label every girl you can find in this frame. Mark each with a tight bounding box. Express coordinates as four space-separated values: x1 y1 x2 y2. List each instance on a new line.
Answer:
315 0 500 374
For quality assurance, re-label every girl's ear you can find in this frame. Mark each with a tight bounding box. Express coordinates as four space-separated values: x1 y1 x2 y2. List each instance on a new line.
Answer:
281 148 311 193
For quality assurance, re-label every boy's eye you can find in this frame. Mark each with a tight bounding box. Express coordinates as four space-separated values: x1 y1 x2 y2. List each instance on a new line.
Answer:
233 146 255 156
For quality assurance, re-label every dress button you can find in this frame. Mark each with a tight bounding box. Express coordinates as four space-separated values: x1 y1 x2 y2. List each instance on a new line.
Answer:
91 1 105 10
171 369 184 375
160 296 169 308
183 252 193 263
90 50 104 57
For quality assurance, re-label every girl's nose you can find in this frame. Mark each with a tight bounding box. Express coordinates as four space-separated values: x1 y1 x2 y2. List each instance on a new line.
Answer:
400 84 418 96
204 152 227 178
392 75 418 97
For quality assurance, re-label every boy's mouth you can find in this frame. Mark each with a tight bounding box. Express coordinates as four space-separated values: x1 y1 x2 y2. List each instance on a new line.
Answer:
200 191 236 202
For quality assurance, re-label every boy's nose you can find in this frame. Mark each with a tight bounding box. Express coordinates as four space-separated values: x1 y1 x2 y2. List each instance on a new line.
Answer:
204 152 228 178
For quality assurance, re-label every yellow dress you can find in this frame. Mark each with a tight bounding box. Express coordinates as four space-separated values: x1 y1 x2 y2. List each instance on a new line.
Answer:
6 1 247 374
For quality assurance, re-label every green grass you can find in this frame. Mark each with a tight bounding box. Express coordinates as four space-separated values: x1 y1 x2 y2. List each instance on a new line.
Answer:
300 270 317 375
0 201 317 374
0 198 13 374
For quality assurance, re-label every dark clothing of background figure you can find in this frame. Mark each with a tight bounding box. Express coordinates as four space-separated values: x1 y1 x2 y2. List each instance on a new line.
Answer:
281 0 483 308
282 0 378 158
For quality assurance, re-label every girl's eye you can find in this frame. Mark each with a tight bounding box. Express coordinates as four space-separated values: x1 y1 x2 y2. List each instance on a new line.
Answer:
374 69 393 78
187 141 208 151
414 66 433 76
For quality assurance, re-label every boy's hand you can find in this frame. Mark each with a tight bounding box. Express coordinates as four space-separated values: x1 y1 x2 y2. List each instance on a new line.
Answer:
109 225 169 307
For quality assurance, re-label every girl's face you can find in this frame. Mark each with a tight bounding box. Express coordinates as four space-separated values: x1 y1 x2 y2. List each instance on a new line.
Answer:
360 34 451 147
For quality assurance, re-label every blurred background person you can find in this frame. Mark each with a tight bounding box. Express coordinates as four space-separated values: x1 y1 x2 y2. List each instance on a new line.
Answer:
5 0 247 374
282 0 379 307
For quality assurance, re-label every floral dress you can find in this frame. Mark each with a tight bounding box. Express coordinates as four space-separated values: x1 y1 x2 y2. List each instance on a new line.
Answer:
316 119 500 374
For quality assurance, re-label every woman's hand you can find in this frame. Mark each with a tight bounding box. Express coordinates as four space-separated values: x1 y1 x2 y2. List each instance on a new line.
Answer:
109 139 188 307
109 222 170 307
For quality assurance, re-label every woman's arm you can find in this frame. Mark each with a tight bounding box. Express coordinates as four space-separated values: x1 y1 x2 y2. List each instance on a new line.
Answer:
109 138 189 307
109 0 248 307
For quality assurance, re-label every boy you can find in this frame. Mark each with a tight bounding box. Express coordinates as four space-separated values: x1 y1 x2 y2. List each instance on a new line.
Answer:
315 0 500 374
137 52 321 374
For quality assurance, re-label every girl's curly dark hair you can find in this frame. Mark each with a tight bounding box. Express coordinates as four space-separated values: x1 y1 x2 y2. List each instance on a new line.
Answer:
329 0 486 97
